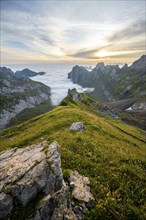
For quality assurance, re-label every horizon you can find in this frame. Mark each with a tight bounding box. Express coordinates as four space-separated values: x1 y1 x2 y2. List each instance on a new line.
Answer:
1 0 145 65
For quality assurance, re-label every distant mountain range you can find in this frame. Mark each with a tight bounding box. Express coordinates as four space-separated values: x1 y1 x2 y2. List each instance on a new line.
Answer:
0 67 52 129
0 55 145 129
68 55 146 104
15 68 45 78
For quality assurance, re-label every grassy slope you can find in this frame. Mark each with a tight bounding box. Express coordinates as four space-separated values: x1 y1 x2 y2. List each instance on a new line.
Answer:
0 99 146 220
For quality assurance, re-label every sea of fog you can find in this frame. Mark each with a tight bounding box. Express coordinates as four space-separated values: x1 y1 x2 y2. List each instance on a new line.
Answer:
7 63 94 105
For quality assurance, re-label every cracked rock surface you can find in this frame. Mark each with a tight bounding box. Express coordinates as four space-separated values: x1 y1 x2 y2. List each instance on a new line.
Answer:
0 141 75 220
0 141 94 220
70 170 95 203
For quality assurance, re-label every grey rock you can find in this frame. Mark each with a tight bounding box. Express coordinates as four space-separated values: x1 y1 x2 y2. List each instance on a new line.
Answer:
70 171 94 204
0 141 64 207
0 141 93 219
95 62 106 71
70 122 84 132
68 88 83 102
73 203 86 220
32 185 77 220
0 193 13 219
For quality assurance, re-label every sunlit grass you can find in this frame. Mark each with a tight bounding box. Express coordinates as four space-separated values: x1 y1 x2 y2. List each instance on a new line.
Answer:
0 99 146 219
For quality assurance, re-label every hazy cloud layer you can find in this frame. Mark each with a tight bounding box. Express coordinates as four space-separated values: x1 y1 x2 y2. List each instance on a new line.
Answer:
1 0 145 64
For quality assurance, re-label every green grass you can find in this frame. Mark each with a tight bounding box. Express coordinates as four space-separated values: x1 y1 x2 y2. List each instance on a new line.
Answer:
0 97 146 219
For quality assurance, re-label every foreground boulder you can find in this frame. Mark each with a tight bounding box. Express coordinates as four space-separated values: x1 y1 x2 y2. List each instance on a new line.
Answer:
0 141 75 219
0 141 94 220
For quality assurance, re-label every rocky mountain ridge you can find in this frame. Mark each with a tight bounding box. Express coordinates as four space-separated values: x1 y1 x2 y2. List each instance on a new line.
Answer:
68 55 146 103
0 67 52 129
0 88 145 219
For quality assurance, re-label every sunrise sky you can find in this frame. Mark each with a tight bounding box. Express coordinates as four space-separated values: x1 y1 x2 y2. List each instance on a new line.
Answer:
1 0 145 64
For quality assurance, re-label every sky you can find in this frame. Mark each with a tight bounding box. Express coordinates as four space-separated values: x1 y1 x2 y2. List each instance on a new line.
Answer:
0 0 146 64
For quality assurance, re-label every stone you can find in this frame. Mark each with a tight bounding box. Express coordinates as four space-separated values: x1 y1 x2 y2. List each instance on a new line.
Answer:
0 141 65 217
73 204 86 220
0 193 13 219
0 141 93 219
68 88 83 102
69 122 84 132
70 171 94 204
32 185 77 220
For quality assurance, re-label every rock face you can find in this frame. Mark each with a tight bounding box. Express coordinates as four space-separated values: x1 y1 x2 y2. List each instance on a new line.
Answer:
68 55 146 103
0 141 70 219
70 122 84 132
0 141 94 220
0 67 51 129
0 193 14 219
68 65 89 85
130 55 146 69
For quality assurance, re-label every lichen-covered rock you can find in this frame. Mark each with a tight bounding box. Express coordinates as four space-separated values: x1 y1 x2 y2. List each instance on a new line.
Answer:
69 122 84 131
70 171 94 204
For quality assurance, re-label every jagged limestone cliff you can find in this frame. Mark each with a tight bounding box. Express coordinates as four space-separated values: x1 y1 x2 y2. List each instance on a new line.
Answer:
68 55 146 103
0 67 52 129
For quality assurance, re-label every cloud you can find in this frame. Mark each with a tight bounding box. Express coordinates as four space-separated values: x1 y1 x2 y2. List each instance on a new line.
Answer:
68 45 109 59
1 1 145 64
109 20 145 42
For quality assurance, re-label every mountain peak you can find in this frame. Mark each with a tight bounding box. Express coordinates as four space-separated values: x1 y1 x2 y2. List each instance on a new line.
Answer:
95 62 105 71
122 63 128 70
130 55 146 69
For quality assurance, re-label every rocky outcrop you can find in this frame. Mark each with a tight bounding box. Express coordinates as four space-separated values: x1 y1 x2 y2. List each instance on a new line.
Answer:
68 88 84 102
0 141 73 219
0 67 51 129
0 141 94 220
70 122 85 132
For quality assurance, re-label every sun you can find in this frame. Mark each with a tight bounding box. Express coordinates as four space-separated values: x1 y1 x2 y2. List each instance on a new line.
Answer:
96 51 109 57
